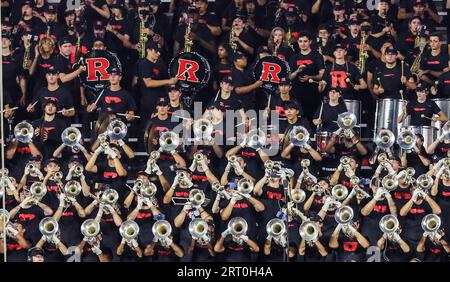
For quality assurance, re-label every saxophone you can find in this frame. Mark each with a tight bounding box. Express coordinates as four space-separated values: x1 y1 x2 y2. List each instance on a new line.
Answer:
230 25 238 53
287 27 294 51
410 40 426 80
184 20 193 53
358 31 369 75
23 40 31 70
72 34 82 69
139 18 148 58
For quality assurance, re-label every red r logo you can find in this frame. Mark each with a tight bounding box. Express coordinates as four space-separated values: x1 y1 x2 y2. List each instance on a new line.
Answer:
85 58 110 82
177 59 200 82
260 62 281 83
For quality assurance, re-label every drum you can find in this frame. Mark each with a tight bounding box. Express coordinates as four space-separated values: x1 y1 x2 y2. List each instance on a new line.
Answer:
169 52 210 93
316 131 331 155
253 55 290 93
78 50 122 94
431 98 450 130
407 126 438 150
374 99 410 138
344 99 361 136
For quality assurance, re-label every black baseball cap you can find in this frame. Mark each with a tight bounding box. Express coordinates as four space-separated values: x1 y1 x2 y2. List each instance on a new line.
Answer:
333 43 346 51
384 47 397 55
349 18 360 25
94 21 105 30
221 75 233 84
108 67 121 75
110 0 125 8
256 45 271 56
42 99 58 109
64 9 76 16
146 40 162 52
168 84 181 92
334 1 345 10
44 158 60 167
283 100 301 111
329 88 342 95
30 155 43 162
22 0 34 7
45 4 58 14
232 51 246 61
279 77 291 85
413 0 425 6
285 5 299 15
136 0 149 6
45 66 59 74
29 247 45 258
207 101 221 110
58 37 72 46
69 155 83 164
156 97 169 106
416 82 429 92
379 0 390 4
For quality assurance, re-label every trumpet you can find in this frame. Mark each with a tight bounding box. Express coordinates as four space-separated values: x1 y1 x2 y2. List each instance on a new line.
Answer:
39 217 59 237
337 112 357 130
152 219 172 241
52 171 63 182
193 118 213 142
228 217 248 237
331 184 348 201
397 129 416 151
289 126 310 147
264 160 282 172
189 189 206 208
141 182 157 198
81 219 100 239
247 129 266 150
145 151 161 174
61 127 81 147
335 206 354 225
350 176 360 186
379 214 399 236
299 221 319 244
381 174 398 192
14 121 34 143
237 178 254 195
0 209 19 237
416 174 433 191
340 156 350 166
377 152 388 163
374 129 395 150
189 218 209 242
290 189 306 204
73 165 84 177
159 131 180 152
64 180 82 198
101 189 119 205
228 155 238 164
266 218 286 238
119 220 140 242
193 152 204 162
30 182 47 200
150 150 160 161
106 119 127 141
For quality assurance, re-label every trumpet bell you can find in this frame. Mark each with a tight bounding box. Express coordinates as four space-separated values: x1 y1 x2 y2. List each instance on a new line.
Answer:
382 175 398 192
335 206 354 225
189 189 206 208
152 219 172 240
290 189 306 204
289 126 310 147
150 150 161 160
416 174 433 191
266 218 286 238
374 129 395 150
141 182 157 198
299 221 319 242
119 220 140 241
107 119 127 141
61 127 82 147
350 176 360 186
247 129 266 150
189 218 209 240
30 182 47 199
81 219 100 238
14 121 34 143
194 152 204 162
39 217 59 237
237 178 254 195
379 215 399 234
228 217 248 237
64 180 82 197
159 131 180 152
73 165 84 176
101 189 119 205
397 129 416 151
337 112 357 130
421 214 441 233
331 184 348 201
193 118 213 141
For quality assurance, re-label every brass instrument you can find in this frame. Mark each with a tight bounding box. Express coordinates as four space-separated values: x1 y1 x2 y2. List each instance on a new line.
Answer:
289 126 310 147
184 20 193 53
188 188 206 208
237 178 254 195
30 182 47 200
72 34 82 69
230 25 238 52
331 184 348 201
247 129 266 150
381 174 398 192
193 118 213 142
39 217 59 237
14 121 34 143
228 155 238 164
73 165 84 177
64 180 82 198
410 40 426 80
106 119 127 141
374 129 395 150
152 219 172 240
52 171 63 182
397 129 416 151
299 221 319 243
101 189 119 205
159 131 180 152
337 112 357 130
290 189 306 204
421 214 441 234
139 18 149 58
0 209 19 237
335 206 354 225
23 40 31 70
286 27 294 51
416 174 433 191
61 127 82 147
189 218 209 242
379 214 399 236
141 182 157 198
81 219 100 239
358 31 369 74
228 217 248 237
119 220 140 241
266 218 286 239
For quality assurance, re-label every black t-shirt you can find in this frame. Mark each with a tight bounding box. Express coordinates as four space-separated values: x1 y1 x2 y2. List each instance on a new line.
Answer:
136 58 169 99
230 67 256 108
421 50 448 75
32 54 57 93
209 94 243 112
98 88 137 114
32 86 74 112
323 62 362 100
436 71 450 98
2 54 23 100
219 197 258 237
406 99 441 126
31 117 67 159
313 102 348 132
55 54 75 90
289 50 325 88
373 63 412 99
12 205 46 245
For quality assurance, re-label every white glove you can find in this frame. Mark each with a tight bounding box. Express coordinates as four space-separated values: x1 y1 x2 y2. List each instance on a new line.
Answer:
233 163 244 176
162 237 173 247
224 162 232 173
152 164 163 176
104 147 117 159
50 235 61 245
136 196 144 210
104 204 115 214
117 139 125 147
321 197 333 212
221 228 231 238
418 190 428 200
412 189 421 202
131 239 139 248
183 202 192 212
171 175 180 189
92 246 103 255
239 235 249 242
373 188 385 201
346 225 356 236
348 187 357 199
392 232 401 242
189 160 197 172
59 194 66 207
333 128 343 137
145 159 153 175
238 191 251 199
337 164 343 173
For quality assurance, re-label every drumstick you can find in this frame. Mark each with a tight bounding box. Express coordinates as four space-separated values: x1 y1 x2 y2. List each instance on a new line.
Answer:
308 79 320 84
30 101 38 108
57 108 75 114
235 117 256 127
421 114 433 121
266 93 272 109
0 107 18 113
345 78 355 87
93 89 106 105
173 114 192 120
401 60 404 78
399 89 404 101
117 113 141 119
377 77 383 88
